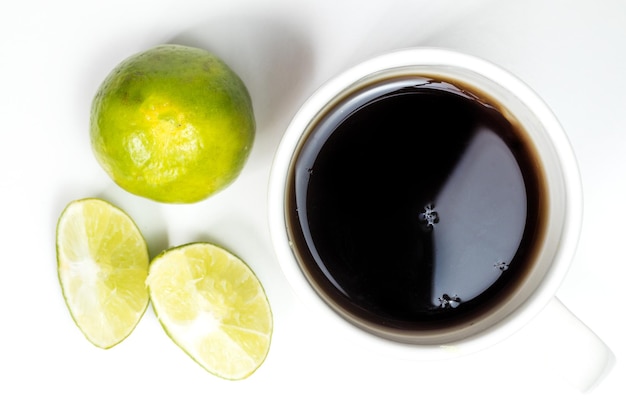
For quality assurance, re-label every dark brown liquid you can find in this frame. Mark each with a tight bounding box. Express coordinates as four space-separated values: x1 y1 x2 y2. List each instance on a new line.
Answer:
287 77 546 332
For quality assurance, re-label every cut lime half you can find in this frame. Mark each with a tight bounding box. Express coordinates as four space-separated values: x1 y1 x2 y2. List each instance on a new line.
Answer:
56 198 150 349
147 242 273 380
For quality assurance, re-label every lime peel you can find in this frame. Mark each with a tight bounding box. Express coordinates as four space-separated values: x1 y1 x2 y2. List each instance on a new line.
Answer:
90 44 255 203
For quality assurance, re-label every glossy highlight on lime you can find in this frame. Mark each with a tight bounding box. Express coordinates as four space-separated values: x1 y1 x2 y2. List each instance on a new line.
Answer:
90 44 255 203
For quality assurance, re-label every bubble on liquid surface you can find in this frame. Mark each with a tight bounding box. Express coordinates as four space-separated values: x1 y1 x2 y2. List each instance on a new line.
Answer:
419 203 439 228
438 294 461 309
494 260 509 271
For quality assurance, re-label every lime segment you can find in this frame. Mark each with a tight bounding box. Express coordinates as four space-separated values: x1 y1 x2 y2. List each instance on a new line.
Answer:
147 242 272 380
56 198 150 349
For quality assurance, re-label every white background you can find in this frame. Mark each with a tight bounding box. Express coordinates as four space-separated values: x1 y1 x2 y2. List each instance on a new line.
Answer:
1 0 624 415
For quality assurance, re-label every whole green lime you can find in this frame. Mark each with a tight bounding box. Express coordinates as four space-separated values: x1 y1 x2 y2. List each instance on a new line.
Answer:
90 44 255 203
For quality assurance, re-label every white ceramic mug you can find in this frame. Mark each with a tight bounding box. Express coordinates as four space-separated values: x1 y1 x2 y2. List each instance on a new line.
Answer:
268 48 613 391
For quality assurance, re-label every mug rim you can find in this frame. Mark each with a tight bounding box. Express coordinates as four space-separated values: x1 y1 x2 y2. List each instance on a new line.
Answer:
267 47 583 359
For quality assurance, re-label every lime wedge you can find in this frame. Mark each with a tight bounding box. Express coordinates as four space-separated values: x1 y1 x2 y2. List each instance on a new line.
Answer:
147 242 273 380
56 198 150 349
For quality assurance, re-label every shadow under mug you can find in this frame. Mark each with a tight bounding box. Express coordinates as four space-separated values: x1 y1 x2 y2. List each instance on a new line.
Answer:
268 48 614 391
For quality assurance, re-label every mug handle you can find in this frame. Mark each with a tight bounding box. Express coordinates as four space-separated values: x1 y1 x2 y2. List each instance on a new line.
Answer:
515 297 615 392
